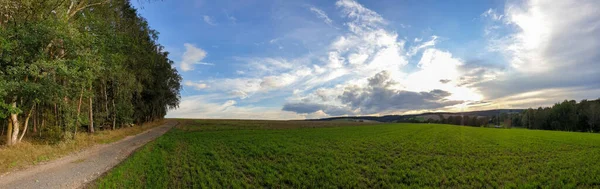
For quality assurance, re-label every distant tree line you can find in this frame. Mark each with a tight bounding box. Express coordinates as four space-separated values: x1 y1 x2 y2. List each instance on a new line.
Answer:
0 0 181 146
520 99 600 132
422 99 600 133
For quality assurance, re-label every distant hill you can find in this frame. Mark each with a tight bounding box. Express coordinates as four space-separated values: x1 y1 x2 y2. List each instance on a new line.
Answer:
310 109 524 123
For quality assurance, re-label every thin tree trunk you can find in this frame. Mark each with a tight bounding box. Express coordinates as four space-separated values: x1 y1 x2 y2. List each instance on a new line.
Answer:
112 98 116 130
63 96 69 136
102 84 109 116
74 88 84 139
19 104 35 142
112 84 117 130
89 86 95 133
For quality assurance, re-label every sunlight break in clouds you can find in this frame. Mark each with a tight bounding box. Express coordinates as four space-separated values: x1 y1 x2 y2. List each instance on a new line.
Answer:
477 0 600 107
488 0 600 73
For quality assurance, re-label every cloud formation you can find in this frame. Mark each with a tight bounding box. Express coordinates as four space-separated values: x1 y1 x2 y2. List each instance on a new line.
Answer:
170 0 600 119
180 43 207 72
308 6 333 26
407 36 438 57
338 71 462 114
478 0 600 103
184 81 208 90
203 15 216 25
283 71 463 115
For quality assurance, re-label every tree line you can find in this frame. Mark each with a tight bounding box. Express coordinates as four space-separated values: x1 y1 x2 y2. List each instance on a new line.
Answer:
427 99 600 133
0 0 181 146
520 99 600 132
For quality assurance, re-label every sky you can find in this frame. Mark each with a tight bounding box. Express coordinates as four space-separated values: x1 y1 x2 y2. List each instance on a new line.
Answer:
132 0 600 120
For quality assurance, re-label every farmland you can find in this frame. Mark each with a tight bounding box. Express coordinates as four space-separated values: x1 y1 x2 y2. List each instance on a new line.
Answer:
94 119 600 188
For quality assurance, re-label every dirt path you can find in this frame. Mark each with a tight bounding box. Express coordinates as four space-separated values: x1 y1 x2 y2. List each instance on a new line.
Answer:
0 120 177 189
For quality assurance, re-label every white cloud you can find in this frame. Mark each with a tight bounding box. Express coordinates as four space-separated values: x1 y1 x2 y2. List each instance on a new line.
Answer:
196 62 214 66
203 15 216 25
336 0 386 28
308 6 334 26
184 81 209 90
481 9 504 21
180 43 207 72
220 100 237 111
224 11 236 24
407 35 438 56
260 74 298 89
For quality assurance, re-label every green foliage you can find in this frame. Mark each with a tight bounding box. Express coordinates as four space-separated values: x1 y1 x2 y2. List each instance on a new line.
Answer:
0 0 181 144
96 121 600 188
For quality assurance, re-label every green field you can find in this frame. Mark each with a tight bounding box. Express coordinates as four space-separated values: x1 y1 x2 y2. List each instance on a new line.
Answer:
94 120 600 188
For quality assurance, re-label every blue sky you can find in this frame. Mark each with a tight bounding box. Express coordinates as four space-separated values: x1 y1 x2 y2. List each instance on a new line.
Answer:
133 0 600 119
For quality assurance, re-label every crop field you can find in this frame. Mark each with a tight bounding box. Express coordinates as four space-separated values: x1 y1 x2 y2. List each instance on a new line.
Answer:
94 119 600 188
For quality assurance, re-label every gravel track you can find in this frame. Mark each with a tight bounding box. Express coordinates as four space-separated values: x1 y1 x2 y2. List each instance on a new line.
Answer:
0 120 177 189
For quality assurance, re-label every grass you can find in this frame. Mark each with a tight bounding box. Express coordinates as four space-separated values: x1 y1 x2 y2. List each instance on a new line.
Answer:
0 120 165 174
94 119 600 188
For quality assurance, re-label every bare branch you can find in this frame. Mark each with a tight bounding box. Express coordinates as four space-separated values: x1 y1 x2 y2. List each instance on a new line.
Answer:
68 0 109 19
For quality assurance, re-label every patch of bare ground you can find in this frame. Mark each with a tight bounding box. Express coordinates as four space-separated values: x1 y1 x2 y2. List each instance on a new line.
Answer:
0 120 176 189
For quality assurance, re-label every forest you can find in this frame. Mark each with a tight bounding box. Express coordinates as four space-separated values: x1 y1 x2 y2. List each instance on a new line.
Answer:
0 0 181 146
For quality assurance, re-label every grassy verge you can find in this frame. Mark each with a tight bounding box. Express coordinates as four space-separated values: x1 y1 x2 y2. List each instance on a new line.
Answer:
94 120 600 188
0 120 165 175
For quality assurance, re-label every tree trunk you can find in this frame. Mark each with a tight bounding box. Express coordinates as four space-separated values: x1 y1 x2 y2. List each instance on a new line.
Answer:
88 86 95 133
112 98 116 130
104 84 109 116
19 104 35 142
9 101 20 145
75 88 84 139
